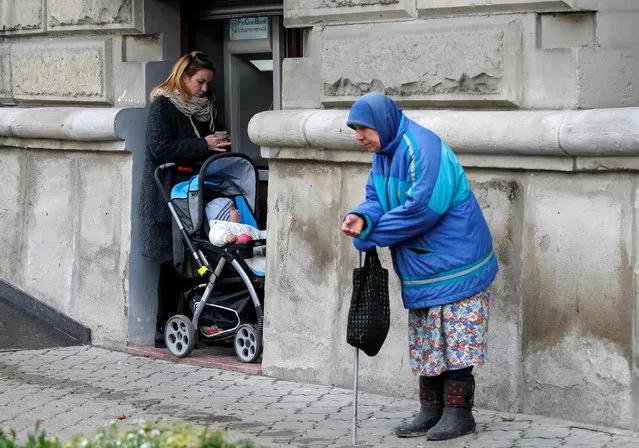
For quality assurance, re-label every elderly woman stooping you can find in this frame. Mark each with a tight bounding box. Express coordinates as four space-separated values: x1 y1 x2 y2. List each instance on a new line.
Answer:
341 93 498 441
139 51 231 348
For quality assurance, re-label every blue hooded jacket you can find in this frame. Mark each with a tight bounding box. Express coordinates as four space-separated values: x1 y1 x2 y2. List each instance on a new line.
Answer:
346 93 498 309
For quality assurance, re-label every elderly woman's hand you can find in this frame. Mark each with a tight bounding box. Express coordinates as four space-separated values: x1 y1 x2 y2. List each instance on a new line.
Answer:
341 214 365 238
205 134 232 151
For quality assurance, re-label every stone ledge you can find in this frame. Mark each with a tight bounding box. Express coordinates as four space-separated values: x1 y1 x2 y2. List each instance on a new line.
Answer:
0 107 128 149
248 107 639 169
0 137 126 151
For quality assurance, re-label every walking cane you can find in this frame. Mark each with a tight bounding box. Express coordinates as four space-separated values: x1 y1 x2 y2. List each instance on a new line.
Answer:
352 346 359 445
351 251 363 445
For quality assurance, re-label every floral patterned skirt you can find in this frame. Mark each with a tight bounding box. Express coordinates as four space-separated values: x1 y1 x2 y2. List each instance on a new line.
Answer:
408 289 489 377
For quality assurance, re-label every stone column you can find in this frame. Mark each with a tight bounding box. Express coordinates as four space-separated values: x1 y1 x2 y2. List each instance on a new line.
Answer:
0 108 132 347
0 0 176 346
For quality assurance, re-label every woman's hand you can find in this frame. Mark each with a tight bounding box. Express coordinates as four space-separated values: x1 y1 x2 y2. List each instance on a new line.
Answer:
342 214 365 238
205 134 232 151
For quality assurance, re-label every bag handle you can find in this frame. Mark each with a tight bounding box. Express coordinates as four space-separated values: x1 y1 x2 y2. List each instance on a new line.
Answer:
363 247 380 268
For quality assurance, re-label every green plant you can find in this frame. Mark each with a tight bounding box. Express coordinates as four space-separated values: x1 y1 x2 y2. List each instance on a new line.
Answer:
0 423 62 448
0 422 253 448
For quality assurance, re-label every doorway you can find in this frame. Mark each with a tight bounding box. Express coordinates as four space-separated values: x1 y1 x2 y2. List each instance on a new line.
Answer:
126 1 288 348
224 16 285 168
185 11 286 228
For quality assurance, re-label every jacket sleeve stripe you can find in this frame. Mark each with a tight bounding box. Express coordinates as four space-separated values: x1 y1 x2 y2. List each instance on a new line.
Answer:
403 250 495 286
403 133 421 199
427 140 456 215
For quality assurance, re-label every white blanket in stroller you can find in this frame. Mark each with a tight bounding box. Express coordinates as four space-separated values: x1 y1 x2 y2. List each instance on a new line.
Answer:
208 221 266 276
208 220 267 247
206 198 267 276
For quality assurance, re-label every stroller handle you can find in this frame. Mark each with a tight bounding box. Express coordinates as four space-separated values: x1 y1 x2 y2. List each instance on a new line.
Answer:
153 163 177 203
153 162 199 203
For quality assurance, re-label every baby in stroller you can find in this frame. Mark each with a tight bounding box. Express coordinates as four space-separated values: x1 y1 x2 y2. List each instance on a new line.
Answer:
205 197 267 276
206 197 267 246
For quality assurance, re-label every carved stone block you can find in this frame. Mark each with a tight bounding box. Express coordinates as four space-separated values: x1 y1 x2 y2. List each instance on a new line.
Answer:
11 39 113 104
0 45 11 100
417 0 575 15
0 0 44 35
577 47 639 109
122 35 161 62
282 57 321 109
47 0 141 31
539 12 595 49
284 0 416 27
321 17 522 106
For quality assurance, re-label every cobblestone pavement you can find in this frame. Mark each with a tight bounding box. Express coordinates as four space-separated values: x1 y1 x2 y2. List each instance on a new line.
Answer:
1 346 638 447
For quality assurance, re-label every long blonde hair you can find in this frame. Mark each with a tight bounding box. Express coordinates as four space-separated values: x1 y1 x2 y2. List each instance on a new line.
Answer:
150 51 216 102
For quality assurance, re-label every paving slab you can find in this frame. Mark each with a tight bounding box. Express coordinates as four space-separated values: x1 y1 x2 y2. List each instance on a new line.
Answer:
0 346 638 448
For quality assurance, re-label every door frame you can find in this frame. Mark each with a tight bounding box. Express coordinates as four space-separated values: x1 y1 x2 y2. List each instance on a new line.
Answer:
222 15 285 147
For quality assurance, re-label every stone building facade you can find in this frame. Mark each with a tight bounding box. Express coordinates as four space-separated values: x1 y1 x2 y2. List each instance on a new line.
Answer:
1 0 639 430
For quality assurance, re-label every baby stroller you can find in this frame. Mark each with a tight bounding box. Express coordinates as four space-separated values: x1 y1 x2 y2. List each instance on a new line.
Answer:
154 152 265 363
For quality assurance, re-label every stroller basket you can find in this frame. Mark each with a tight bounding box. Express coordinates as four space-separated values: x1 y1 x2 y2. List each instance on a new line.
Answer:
186 284 256 341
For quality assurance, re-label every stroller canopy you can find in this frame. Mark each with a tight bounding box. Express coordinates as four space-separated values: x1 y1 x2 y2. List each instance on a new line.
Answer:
200 154 257 213
170 153 259 233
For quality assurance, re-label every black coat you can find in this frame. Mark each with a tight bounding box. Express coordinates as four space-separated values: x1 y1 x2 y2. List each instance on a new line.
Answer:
139 96 214 264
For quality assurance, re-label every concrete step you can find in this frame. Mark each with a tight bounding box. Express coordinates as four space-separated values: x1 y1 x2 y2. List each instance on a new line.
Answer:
0 298 81 350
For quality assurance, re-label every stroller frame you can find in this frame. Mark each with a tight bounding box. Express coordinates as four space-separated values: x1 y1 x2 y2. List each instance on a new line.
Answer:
154 153 265 362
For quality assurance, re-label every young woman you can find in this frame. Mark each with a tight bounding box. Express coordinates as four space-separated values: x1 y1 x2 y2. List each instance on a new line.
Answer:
140 51 231 348
341 93 498 441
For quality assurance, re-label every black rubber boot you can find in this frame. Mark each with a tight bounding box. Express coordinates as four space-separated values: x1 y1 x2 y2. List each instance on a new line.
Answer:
395 405 443 438
427 379 476 441
394 376 444 438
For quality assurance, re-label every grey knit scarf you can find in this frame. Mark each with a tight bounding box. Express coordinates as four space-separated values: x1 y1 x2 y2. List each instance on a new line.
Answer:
153 88 216 136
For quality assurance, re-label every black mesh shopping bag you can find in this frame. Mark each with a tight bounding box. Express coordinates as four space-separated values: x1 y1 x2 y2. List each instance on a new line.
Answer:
347 248 390 357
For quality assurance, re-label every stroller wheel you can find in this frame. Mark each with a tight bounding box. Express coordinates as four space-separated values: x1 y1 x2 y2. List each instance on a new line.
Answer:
234 324 262 363
165 315 196 358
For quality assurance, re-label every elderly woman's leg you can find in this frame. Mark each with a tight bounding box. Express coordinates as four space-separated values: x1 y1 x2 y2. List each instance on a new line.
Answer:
394 375 444 437
427 367 476 440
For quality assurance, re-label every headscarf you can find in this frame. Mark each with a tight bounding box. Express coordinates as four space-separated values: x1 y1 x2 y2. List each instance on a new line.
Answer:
152 87 216 135
346 93 406 154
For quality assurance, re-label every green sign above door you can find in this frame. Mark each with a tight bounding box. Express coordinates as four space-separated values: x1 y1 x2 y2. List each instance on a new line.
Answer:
229 17 269 41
